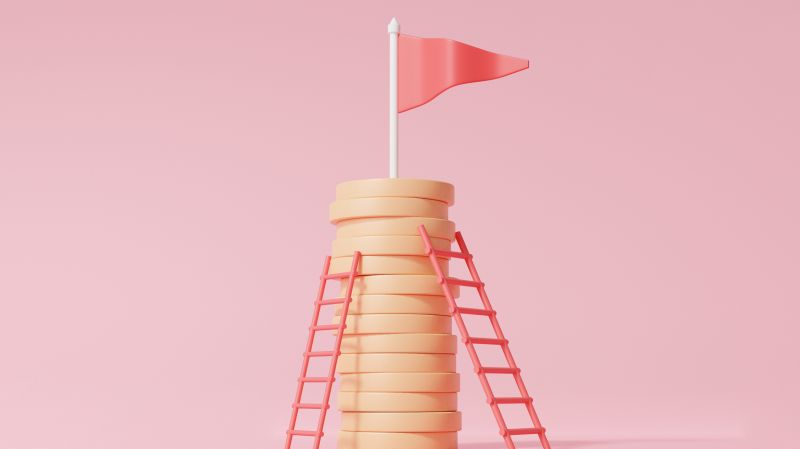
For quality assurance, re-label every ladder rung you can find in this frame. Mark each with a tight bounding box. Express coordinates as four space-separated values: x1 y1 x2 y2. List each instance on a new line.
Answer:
466 337 506 345
430 249 470 259
322 272 351 280
479 367 520 374
455 307 495 316
504 427 544 436
299 376 330 383
305 351 336 357
293 403 329 410
492 396 532 404
287 430 322 437
311 324 340 331
443 277 483 288
318 297 347 305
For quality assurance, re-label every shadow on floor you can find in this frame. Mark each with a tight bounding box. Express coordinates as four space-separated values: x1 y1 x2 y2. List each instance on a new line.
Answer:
459 437 741 449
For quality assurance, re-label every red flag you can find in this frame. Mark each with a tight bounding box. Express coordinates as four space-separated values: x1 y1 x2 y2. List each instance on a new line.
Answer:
398 34 529 113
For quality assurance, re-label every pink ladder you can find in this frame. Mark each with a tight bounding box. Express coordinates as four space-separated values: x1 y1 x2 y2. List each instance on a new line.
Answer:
284 252 362 449
419 225 551 449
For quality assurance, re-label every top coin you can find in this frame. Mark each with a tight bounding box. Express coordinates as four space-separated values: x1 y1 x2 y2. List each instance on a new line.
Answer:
336 178 455 205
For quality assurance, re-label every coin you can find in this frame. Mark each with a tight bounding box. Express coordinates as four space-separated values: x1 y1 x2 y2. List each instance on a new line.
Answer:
340 411 462 432
336 391 457 412
330 197 448 223
333 313 452 334
338 372 460 392
336 217 455 239
336 178 454 205
338 430 457 449
336 353 456 373
340 333 457 354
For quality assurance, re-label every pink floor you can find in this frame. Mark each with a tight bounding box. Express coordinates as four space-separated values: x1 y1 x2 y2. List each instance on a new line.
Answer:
461 439 744 449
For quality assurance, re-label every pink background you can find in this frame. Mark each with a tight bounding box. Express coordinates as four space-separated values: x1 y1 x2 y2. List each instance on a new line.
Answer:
1 1 798 448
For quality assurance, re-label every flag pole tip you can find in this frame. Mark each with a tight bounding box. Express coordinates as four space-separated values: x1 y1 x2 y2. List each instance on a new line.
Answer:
388 17 400 33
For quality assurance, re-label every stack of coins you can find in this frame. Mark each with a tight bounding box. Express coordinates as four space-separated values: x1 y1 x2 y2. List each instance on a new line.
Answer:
329 179 460 449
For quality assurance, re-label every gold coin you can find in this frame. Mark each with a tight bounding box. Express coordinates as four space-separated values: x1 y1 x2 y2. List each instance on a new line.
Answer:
330 255 448 276
332 235 450 257
340 275 457 297
336 392 457 412
336 353 456 374
336 178 455 205
334 313 452 334
340 411 462 432
330 197 448 223
338 431 457 449
339 373 460 392
336 217 455 239
340 333 457 354
335 294 451 316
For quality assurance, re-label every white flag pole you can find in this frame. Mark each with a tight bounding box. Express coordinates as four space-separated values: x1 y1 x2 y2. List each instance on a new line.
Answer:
388 17 400 178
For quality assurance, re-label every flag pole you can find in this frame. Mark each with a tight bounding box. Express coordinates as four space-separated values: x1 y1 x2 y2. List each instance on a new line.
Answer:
388 17 399 178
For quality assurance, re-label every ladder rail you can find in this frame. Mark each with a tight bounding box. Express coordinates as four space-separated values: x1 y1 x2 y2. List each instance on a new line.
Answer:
420 225 551 449
284 252 361 449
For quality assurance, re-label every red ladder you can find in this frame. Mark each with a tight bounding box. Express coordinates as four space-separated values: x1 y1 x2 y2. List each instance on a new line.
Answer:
284 252 362 449
419 225 551 449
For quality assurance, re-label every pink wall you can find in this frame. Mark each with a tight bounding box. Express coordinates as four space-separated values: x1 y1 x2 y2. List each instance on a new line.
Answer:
1 1 798 448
